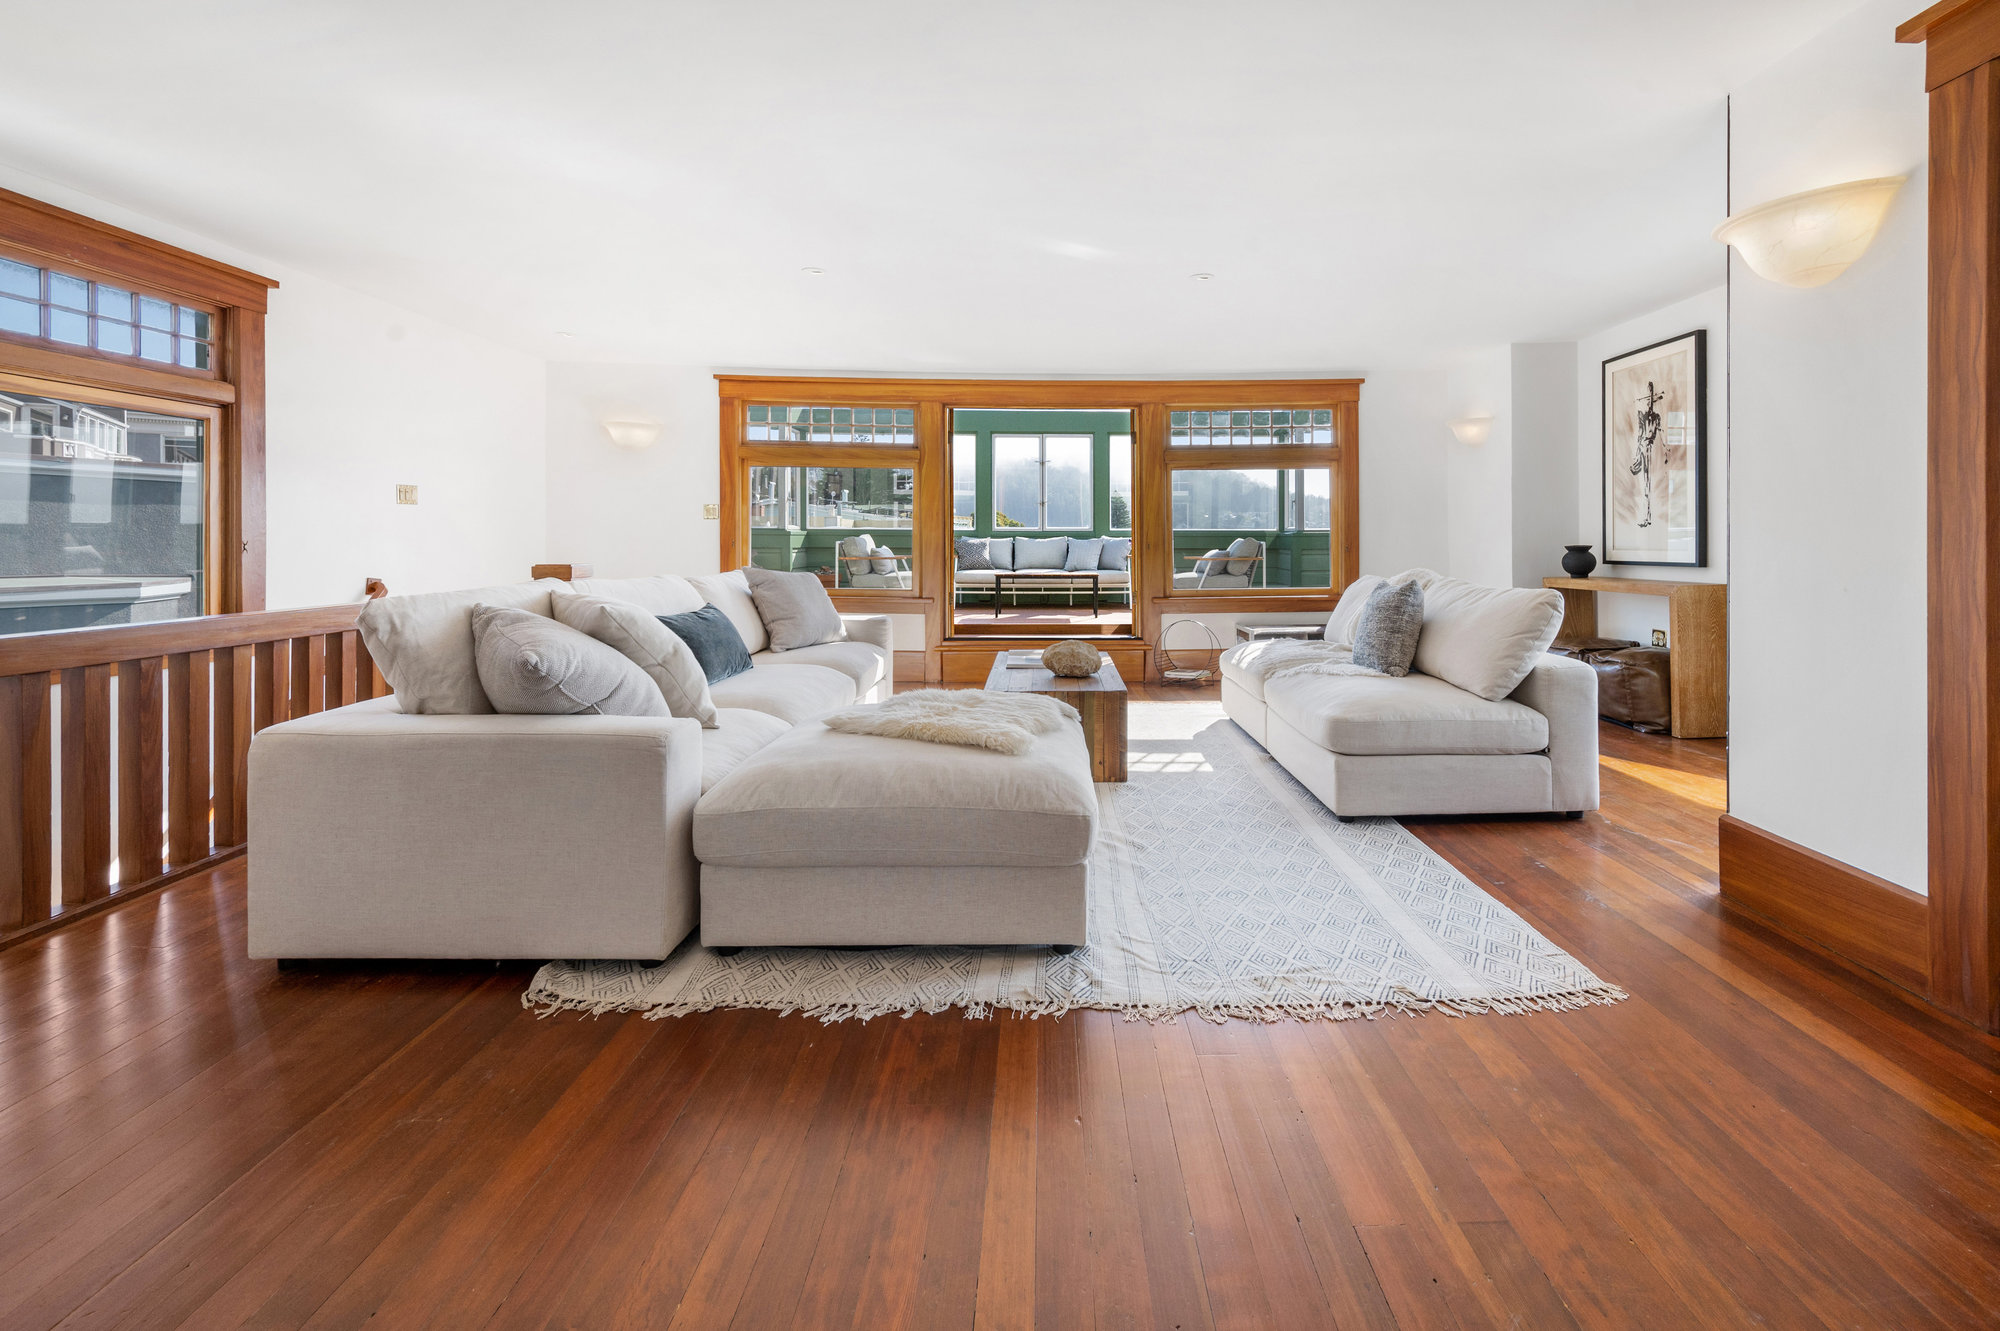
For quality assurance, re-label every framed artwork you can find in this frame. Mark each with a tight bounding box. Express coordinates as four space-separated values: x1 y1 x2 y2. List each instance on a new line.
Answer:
1602 329 1706 567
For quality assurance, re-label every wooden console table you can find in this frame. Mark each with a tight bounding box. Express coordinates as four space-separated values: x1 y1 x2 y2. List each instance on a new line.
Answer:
1542 577 1727 739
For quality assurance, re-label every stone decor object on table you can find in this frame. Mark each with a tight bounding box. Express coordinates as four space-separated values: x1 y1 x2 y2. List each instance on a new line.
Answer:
1041 640 1103 678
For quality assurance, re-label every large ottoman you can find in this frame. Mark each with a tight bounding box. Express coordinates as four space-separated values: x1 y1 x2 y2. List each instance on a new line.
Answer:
692 718 1098 950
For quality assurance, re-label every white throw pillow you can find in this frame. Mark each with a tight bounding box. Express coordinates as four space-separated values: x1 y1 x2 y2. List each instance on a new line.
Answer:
1410 573 1565 701
356 579 563 714
566 573 704 617
1324 575 1386 646
687 569 770 654
552 590 719 727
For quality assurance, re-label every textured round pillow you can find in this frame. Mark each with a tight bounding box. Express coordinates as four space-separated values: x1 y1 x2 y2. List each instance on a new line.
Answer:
1041 640 1103 678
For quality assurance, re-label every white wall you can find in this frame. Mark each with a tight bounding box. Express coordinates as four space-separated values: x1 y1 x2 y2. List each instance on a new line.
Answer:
1511 343 1578 590
1571 285 1728 642
1444 349 1513 585
0 163 549 610
265 274 545 606
1356 366 1451 577
1727 0 1927 889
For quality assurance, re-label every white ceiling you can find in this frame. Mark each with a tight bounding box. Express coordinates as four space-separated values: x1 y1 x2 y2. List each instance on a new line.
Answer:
0 0 1855 372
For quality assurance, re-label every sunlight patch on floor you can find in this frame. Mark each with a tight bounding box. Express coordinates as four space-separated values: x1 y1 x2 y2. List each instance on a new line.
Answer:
1600 754 1726 810
1128 750 1215 773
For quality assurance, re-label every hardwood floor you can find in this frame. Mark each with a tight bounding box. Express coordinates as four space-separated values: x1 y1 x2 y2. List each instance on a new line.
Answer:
5 699 2000 1329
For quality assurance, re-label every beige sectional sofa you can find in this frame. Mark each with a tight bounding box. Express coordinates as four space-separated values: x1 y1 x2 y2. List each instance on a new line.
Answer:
1221 570 1600 819
247 570 894 961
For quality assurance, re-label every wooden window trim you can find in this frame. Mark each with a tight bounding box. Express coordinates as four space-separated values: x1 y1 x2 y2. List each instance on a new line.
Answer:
0 238 223 382
0 188 276 613
718 375 1363 680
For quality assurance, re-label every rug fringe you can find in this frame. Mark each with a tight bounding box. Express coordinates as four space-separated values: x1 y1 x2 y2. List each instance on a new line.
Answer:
519 981 1629 1026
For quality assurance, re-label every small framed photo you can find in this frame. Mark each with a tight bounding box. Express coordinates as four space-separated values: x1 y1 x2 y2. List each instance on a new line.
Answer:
1602 329 1707 567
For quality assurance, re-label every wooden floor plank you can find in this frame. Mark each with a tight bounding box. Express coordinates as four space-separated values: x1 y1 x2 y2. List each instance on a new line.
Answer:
2 709 1998 1331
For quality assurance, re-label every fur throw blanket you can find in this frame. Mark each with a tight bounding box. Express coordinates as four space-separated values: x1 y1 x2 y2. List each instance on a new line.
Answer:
1230 639 1387 684
821 688 1074 755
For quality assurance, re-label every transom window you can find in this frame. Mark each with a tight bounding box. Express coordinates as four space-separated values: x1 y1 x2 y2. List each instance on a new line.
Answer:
745 404 915 444
0 255 215 371
1170 408 1332 447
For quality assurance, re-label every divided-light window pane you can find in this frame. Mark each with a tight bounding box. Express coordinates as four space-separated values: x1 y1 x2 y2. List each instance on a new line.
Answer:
744 403 915 444
1168 407 1334 446
952 433 976 528
0 255 217 370
1108 434 1132 530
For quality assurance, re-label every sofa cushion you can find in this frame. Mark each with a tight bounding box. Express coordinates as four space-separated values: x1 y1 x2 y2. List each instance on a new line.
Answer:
1225 536 1262 575
707 662 856 725
698 708 792 795
1064 537 1104 571
552 590 718 727
694 719 1097 869
985 537 1016 570
357 579 562 715
743 565 846 652
1099 536 1131 571
470 604 669 717
1013 536 1069 570
659 604 753 684
1409 572 1565 702
954 536 995 571
1191 548 1230 577
753 641 888 696
564 574 704 618
1264 671 1549 756
688 569 770 654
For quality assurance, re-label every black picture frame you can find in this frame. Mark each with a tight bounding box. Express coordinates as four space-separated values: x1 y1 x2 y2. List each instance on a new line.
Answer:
1601 328 1707 568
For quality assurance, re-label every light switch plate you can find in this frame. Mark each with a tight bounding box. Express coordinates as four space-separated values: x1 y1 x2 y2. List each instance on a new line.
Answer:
702 503 720 520
396 485 418 505
1652 629 1667 648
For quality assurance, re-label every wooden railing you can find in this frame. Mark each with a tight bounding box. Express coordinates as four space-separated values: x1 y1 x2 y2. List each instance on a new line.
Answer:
0 601 388 948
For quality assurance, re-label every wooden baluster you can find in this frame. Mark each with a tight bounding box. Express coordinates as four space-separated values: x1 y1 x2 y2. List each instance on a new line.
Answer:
354 634 379 701
212 645 251 847
253 638 289 733
298 634 326 716
325 632 350 710
0 674 52 930
116 657 164 887
59 664 112 906
166 651 211 866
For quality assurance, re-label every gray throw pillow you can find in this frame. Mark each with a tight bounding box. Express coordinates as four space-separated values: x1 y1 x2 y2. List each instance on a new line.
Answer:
1013 536 1069 570
742 565 846 652
1098 537 1131 571
1192 548 1230 576
1350 580 1425 677
552 590 718 727
954 536 993 571
986 537 1016 571
1064 537 1104 571
1224 536 1262 576
470 604 670 716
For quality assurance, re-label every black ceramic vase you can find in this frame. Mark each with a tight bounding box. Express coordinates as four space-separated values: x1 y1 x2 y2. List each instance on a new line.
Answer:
1561 544 1597 578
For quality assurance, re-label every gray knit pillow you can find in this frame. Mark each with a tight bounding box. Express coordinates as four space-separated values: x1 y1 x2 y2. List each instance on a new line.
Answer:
1350 580 1425 677
954 536 994 571
742 565 846 652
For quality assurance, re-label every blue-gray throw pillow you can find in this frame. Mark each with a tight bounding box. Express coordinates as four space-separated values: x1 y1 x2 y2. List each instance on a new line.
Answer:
1350 579 1425 677
658 604 753 684
1098 537 1131 571
1064 537 1104 571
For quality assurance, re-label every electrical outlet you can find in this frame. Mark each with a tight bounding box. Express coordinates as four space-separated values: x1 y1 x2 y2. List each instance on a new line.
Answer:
1652 629 1667 648
396 485 418 505
702 503 720 521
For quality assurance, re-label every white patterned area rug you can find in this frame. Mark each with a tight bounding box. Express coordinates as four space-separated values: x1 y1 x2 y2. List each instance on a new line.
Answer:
523 703 1625 1024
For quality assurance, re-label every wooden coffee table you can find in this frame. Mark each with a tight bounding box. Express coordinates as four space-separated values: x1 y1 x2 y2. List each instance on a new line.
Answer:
983 653 1127 782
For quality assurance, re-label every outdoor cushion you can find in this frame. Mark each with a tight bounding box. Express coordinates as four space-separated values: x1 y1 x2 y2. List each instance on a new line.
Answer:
954 536 994 571
357 579 562 715
470 604 668 717
698 708 792 795
1408 571 1565 701
566 574 705 618
1013 536 1068 569
1064 537 1104 571
752 640 888 696
1173 569 1250 589
986 537 1016 570
694 719 1097 869
687 569 770 654
1225 536 1262 575
953 570 1001 586
1099 536 1131 571
552 589 718 727
743 566 845 652
1263 671 1549 756
707 662 856 725
1191 548 1230 576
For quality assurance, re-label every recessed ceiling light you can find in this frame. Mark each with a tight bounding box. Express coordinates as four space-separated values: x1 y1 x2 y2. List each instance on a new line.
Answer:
801 266 825 275
1191 272 1214 281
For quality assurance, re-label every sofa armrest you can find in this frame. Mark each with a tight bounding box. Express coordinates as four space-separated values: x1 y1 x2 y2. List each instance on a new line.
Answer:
247 699 704 958
840 614 893 653
1510 652 1599 813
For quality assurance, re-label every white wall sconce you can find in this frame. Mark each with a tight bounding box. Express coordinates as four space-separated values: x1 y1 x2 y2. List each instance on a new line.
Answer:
1712 176 1906 288
602 419 662 450
1449 415 1493 446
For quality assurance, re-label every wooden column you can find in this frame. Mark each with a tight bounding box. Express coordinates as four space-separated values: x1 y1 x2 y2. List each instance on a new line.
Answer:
1903 0 2000 1028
